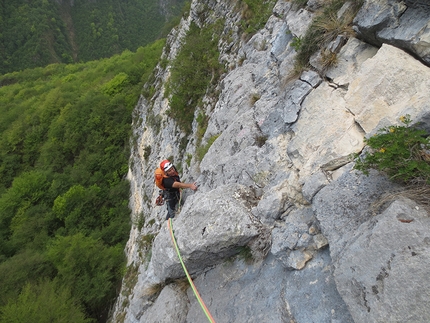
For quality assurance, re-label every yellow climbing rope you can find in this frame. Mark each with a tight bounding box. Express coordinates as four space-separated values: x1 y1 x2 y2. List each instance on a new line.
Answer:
167 218 216 323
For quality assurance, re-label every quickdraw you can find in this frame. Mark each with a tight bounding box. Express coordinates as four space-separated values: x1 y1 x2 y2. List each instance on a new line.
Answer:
155 194 164 206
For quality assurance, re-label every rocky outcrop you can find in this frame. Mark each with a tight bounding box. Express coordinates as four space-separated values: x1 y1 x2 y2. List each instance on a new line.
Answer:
334 197 430 322
354 0 430 66
151 184 261 281
110 0 430 322
314 167 430 322
345 43 430 133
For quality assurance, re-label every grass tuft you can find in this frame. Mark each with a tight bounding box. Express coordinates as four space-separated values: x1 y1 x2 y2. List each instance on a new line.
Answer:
294 0 363 71
371 184 430 215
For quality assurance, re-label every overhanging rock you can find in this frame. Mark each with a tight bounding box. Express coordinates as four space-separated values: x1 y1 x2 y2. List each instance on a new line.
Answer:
354 0 430 66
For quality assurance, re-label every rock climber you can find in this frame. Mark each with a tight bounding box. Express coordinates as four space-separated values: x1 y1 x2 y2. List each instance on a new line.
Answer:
159 160 198 220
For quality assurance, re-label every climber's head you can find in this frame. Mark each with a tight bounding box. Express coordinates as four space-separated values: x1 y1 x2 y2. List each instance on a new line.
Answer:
164 162 174 172
160 159 175 174
160 159 170 170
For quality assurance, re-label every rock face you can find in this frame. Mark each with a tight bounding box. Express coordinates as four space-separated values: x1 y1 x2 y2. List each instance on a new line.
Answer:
354 0 430 66
333 198 430 322
345 43 430 133
151 184 261 281
110 0 430 322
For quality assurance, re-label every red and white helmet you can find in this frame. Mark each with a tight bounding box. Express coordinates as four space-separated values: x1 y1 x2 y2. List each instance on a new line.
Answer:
160 159 173 172
160 159 169 169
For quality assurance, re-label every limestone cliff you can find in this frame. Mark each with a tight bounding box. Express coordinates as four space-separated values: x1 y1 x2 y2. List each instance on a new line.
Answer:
111 0 430 322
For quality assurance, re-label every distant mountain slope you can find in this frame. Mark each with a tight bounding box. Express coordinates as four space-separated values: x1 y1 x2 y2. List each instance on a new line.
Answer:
0 0 186 74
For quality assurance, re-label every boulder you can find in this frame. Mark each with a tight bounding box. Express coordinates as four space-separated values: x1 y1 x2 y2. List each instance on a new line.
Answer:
345 43 430 134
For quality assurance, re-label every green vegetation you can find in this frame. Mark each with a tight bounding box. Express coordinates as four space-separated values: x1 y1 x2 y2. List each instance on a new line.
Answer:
196 112 209 145
291 0 308 9
354 116 430 184
0 40 164 322
140 234 156 250
237 245 253 264
69 0 176 62
166 21 224 134
0 280 91 323
0 0 186 75
0 0 72 74
290 35 303 51
134 212 146 231
254 134 268 147
196 134 221 162
185 153 193 167
240 0 276 37
294 0 363 71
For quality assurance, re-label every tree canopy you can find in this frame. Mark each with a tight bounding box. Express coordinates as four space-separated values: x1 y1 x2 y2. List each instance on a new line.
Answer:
0 39 165 322
0 0 185 74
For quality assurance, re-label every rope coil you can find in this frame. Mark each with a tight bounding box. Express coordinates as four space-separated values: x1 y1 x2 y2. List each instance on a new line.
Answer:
167 218 216 323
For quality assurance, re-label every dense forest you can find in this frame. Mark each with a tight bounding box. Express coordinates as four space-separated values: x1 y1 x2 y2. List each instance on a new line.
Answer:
0 0 189 321
0 0 185 75
0 27 165 323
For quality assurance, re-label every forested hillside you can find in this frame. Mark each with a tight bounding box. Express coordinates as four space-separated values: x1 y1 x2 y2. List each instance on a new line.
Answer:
0 0 185 74
0 39 164 322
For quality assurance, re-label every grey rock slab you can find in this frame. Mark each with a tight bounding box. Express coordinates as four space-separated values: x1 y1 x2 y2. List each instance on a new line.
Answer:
325 37 378 86
255 185 292 225
271 207 324 270
299 69 323 88
283 79 313 124
139 285 189 323
270 21 292 59
302 170 329 203
345 43 430 134
334 198 430 323
282 249 354 323
353 0 407 45
287 81 364 180
313 166 400 261
205 65 257 137
185 251 353 323
285 7 314 38
151 184 260 281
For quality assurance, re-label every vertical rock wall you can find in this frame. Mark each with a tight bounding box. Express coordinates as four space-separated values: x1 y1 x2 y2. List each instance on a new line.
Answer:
111 0 430 322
